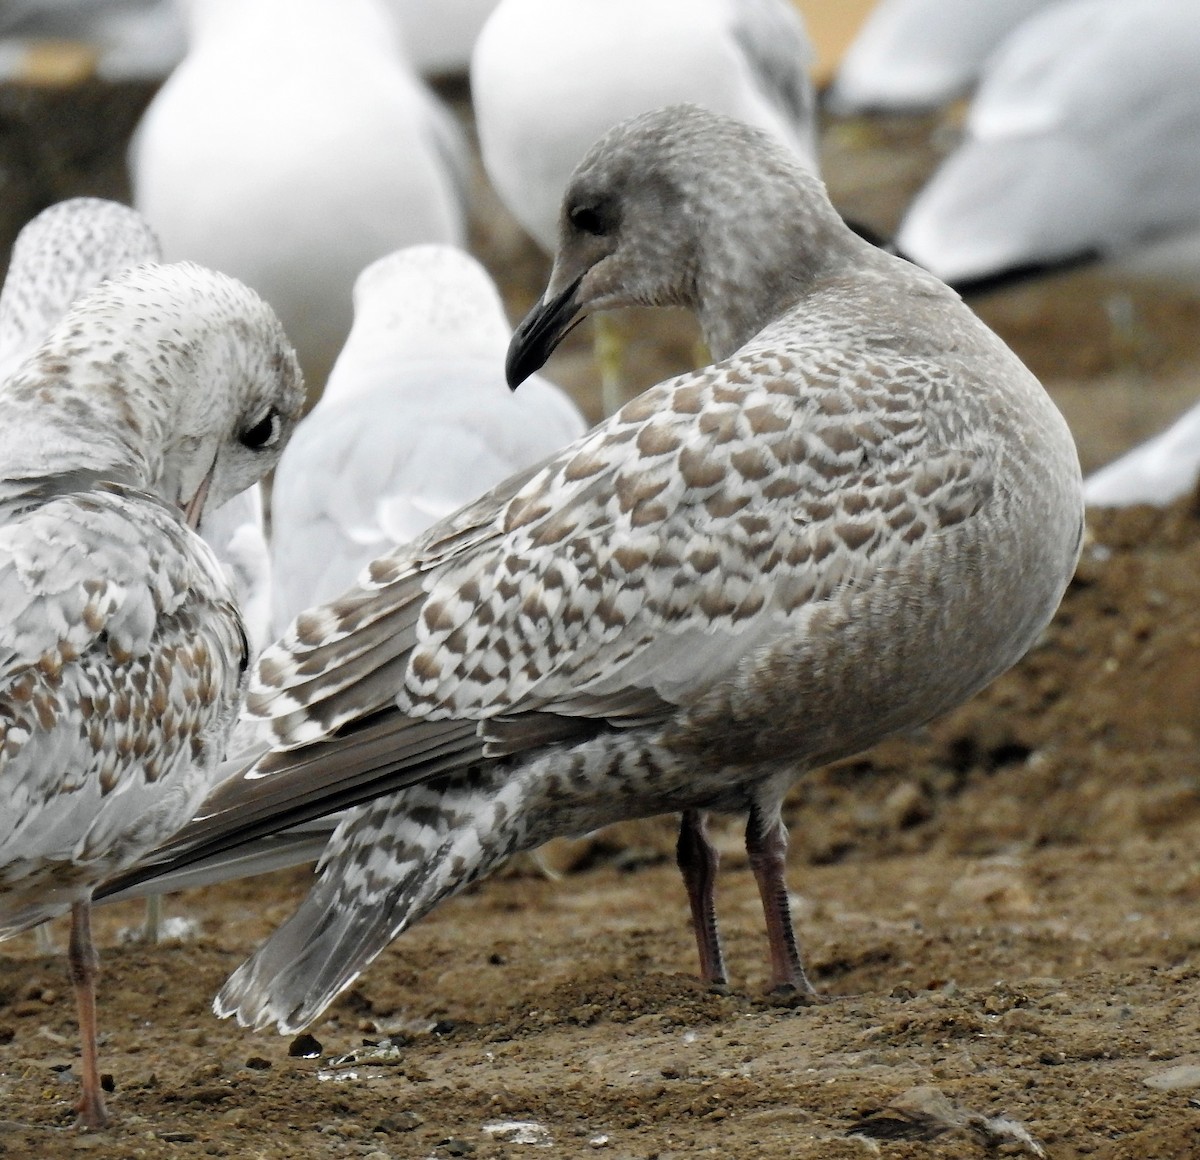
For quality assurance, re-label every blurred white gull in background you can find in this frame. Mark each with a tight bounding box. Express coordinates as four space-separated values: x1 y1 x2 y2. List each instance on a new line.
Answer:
132 0 468 399
270 243 585 636
895 0 1200 289
1083 401 1200 509
471 0 819 255
385 0 499 78
827 0 1064 113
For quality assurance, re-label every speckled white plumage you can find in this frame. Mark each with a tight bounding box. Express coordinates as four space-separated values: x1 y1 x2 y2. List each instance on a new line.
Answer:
0 198 160 383
270 243 585 637
827 0 1063 113
470 0 817 252
0 260 302 1122
0 198 277 653
108 107 1082 1036
896 0 1200 286
131 0 468 395
0 261 303 918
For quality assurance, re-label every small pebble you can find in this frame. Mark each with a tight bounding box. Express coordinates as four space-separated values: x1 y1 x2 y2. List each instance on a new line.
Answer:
1144 1065 1200 1091
375 1111 423 1133
288 1033 322 1058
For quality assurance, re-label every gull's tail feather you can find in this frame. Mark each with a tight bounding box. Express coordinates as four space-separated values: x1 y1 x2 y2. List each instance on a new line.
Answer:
214 764 527 1033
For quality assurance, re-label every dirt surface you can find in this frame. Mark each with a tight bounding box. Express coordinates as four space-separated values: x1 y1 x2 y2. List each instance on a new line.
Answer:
3 75 1200 1160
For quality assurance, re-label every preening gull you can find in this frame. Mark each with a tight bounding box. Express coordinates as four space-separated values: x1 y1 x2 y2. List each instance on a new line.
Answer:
827 0 1062 113
131 0 468 397
271 243 586 637
471 0 818 254
0 197 276 657
895 0 1200 288
104 105 1083 1036
0 262 303 1124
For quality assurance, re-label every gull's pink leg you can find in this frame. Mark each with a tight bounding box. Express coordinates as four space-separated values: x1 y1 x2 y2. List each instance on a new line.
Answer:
68 900 109 1129
746 805 816 996
676 809 727 985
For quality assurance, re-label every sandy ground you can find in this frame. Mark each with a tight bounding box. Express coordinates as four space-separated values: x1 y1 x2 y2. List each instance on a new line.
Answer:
2 70 1200 1160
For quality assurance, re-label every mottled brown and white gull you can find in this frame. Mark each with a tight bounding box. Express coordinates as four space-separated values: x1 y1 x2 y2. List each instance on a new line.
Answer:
104 104 1084 1036
0 262 303 1125
0 197 278 657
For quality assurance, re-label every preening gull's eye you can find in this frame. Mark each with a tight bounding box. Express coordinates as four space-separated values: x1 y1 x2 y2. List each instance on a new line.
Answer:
240 409 281 450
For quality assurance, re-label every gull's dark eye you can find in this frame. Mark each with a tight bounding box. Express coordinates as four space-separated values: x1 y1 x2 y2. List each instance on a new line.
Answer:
569 202 610 237
240 409 281 450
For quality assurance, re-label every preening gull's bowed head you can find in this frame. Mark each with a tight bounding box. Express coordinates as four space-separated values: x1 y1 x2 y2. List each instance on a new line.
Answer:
0 198 277 654
104 105 1082 1037
0 261 302 1124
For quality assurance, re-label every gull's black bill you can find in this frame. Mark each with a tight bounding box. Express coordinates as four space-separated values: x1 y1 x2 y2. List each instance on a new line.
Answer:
506 274 584 390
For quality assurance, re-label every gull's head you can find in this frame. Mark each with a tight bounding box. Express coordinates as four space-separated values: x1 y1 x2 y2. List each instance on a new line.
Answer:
150 264 306 527
507 103 840 386
2 262 305 530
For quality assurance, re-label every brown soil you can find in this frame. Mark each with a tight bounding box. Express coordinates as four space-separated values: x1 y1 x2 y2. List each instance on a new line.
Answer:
3 78 1200 1160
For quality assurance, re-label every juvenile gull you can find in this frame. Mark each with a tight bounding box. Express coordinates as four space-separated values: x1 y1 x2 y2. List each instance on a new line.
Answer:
471 0 817 413
0 198 160 383
132 0 467 397
106 105 1083 1035
0 262 303 1124
0 197 276 656
896 0 1200 288
270 243 585 636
